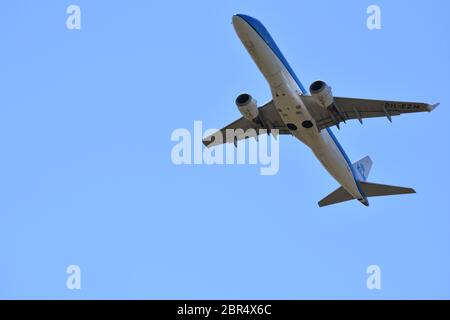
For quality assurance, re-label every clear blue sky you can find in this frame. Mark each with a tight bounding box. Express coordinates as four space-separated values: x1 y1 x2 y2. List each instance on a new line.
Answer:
1 0 449 299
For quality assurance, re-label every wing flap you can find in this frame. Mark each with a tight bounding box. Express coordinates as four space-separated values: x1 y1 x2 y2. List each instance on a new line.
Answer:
203 100 290 148
203 117 256 148
303 95 438 131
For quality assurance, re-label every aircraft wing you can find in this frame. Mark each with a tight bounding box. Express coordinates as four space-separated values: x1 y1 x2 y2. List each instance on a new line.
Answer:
203 100 290 148
303 96 439 131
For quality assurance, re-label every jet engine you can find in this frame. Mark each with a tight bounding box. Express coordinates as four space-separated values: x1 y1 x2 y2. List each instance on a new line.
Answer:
309 80 334 108
236 93 259 121
310 80 348 128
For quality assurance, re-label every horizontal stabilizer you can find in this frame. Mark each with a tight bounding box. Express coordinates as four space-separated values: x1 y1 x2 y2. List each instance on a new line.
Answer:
318 186 354 207
318 181 416 207
427 102 440 111
359 182 416 197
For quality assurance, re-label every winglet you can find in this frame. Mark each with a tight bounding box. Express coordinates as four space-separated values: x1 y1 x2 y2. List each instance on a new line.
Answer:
427 103 440 112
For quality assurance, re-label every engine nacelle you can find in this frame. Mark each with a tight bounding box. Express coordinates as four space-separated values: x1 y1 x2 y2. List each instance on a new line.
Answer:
309 80 334 108
236 93 259 121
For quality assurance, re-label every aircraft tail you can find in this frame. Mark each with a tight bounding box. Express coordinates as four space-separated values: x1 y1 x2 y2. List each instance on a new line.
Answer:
318 182 416 207
319 156 416 207
358 182 416 198
352 156 372 181
318 186 354 207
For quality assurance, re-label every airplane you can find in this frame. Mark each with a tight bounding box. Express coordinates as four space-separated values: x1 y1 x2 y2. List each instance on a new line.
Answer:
203 14 439 207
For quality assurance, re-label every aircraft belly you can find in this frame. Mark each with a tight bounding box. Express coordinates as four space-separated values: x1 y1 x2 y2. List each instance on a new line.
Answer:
273 84 361 199
313 132 362 199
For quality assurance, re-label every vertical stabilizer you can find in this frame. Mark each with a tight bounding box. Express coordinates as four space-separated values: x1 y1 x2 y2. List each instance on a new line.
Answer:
353 156 373 181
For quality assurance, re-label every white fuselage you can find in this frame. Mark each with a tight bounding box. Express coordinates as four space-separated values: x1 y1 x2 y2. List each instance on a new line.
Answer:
232 15 367 203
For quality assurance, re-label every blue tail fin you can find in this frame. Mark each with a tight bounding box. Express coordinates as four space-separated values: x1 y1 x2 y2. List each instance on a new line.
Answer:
353 156 372 181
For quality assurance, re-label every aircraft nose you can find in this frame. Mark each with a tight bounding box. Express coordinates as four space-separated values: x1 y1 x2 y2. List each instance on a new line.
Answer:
232 14 250 35
232 14 243 26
